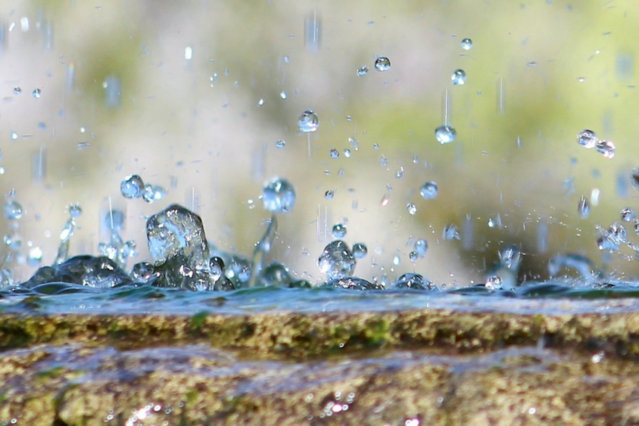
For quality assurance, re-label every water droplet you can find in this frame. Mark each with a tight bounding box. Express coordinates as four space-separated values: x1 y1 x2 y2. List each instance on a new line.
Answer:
10 132 18 141
275 140 286 149
184 46 193 60
461 38 473 50
120 175 145 199
257 98 265 107
317 240 356 279
4 201 23 220
352 243 367 259
380 193 391 206
578 196 590 218
577 129 598 148
485 275 503 291
621 207 636 222
31 88 41 98
407 203 417 215
443 223 460 241
380 155 388 167
409 251 418 262
68 203 82 218
420 181 438 199
344 149 351 158
260 262 292 287
357 66 369 76
393 254 401 266
414 239 428 256
330 148 340 159
595 140 615 158
279 90 287 99
451 69 466 85
27 246 43 267
131 261 156 283
262 177 296 213
374 56 391 72
349 137 359 150
435 125 456 144
13 87 21 95
325 190 334 200
332 223 347 238
209 257 225 281
298 109 319 133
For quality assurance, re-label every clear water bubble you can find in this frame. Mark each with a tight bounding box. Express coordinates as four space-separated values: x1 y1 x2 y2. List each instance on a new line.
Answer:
451 69 466 85
443 223 460 241
595 140 615 158
298 109 319 133
435 125 456 144
352 243 367 259
317 240 356 280
357 66 369 76
407 203 417 215
31 88 41 98
461 38 473 50
621 207 636 222
4 201 23 220
577 129 598 148
485 275 503 291
414 239 428 256
332 223 347 238
374 56 391 72
262 177 296 213
152 185 167 201
420 181 438 199
330 148 340 159
578 196 590 219
120 174 145 199
325 190 334 200
275 140 286 149
13 87 21 95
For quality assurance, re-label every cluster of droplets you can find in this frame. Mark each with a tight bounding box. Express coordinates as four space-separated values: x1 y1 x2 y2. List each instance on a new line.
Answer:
576 129 616 159
120 174 167 203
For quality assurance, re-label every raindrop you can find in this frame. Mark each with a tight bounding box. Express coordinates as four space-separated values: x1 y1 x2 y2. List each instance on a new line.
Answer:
13 87 21 95
330 148 340 159
32 88 41 98
577 129 597 148
120 174 145 199
461 38 473 50
409 251 418 262
420 181 438 199
317 240 356 279
352 243 367 259
621 207 636 222
578 196 590 218
451 69 466 85
443 223 460 241
332 223 347 238
595 140 615 158
4 201 23 220
349 137 359 150
275 140 286 149
298 110 319 133
357 66 369 76
435 125 456 144
325 190 334 200
374 56 391 72
262 177 296 213
414 239 428 256
407 203 417 215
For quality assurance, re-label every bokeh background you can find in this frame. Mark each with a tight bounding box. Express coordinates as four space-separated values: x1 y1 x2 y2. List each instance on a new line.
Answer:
1 0 639 286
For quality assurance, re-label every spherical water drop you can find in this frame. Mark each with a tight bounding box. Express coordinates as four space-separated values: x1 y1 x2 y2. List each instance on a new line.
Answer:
352 243 367 259
317 240 356 279
407 203 417 215
330 148 340 159
332 223 347 238
420 181 438 199
275 140 286 149
451 69 466 85
621 207 636 222
262 177 296 213
32 88 41 98
461 38 473 50
595 140 615 158
409 251 418 262
325 190 334 200
414 239 428 256
279 91 287 99
577 129 597 148
68 203 83 218
298 110 319 133
435 125 456 144
393 255 401 266
357 66 369 76
4 201 23 220
578 196 590 219
209 257 225 281
374 56 391 72
120 174 145 199
13 87 21 95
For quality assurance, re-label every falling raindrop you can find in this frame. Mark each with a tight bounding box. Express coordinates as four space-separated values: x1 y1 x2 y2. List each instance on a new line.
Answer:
374 56 391 72
275 140 286 149
298 110 319 133
27 246 43 267
461 38 473 50
408 251 418 262
357 66 369 76
435 125 456 144
279 90 287 99
621 207 636 222
4 201 23 220
420 181 438 199
451 69 466 85
577 129 598 148
632 169 639 190
332 223 347 238
578 196 590 219
262 177 296 213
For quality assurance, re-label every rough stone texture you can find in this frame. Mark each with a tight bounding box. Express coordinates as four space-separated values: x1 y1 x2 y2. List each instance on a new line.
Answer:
0 308 638 424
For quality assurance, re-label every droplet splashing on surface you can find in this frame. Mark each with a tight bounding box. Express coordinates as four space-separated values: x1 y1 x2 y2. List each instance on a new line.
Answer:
332 223 347 239
317 240 356 280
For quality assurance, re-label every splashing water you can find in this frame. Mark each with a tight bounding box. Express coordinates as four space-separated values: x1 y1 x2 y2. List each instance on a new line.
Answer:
317 240 356 280
262 177 296 213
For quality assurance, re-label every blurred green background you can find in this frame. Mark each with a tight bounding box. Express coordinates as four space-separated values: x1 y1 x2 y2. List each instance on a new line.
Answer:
1 0 639 285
